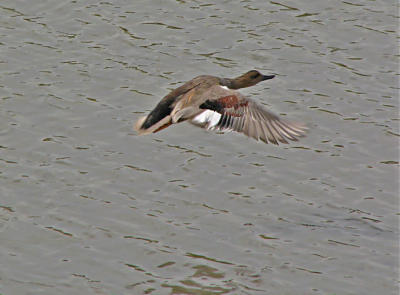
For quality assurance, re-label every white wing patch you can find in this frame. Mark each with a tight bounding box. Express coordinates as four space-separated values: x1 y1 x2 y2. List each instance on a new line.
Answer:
219 85 229 90
192 110 221 130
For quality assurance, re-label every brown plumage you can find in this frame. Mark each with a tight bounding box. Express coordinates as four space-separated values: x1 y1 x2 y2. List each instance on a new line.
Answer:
134 70 307 145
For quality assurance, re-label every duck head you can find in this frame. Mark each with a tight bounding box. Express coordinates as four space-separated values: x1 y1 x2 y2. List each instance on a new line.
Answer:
225 70 275 89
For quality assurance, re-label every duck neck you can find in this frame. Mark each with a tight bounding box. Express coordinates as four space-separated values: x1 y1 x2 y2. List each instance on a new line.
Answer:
219 78 240 89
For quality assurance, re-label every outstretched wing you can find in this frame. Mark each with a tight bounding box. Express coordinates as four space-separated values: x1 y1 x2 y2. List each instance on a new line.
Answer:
192 92 307 145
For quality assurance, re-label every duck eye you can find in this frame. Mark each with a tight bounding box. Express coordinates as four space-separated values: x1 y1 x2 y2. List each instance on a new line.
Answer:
250 73 260 79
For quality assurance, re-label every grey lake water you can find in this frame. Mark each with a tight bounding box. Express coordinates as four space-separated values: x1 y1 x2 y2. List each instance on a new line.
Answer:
0 1 398 294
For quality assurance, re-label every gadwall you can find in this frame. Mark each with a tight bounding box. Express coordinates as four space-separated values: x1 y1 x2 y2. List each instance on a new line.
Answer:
135 70 306 144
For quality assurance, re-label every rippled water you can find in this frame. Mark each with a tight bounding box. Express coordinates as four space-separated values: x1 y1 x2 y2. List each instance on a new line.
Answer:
0 1 398 294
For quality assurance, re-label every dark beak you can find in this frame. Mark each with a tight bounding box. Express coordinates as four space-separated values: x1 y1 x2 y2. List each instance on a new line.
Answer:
262 74 275 81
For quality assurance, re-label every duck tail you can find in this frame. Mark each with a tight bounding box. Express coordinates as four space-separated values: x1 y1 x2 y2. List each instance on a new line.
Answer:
134 116 149 134
134 115 173 135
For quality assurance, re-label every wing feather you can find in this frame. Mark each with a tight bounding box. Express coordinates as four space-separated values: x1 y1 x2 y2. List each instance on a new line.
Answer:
191 86 307 145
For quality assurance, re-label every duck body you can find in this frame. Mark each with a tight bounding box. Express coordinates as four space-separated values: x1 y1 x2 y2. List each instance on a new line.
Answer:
136 75 219 133
135 70 306 144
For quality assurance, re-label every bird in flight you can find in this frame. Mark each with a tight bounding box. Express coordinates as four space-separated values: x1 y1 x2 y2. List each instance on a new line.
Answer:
135 70 307 145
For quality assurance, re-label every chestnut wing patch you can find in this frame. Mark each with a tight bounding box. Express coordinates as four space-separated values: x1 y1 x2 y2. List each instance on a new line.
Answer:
200 95 246 114
217 95 248 110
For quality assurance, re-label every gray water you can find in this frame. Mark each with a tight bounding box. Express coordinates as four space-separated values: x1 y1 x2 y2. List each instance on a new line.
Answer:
0 1 398 295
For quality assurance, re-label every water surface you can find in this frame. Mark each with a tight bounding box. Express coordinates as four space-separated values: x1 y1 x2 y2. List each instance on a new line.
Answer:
0 1 398 294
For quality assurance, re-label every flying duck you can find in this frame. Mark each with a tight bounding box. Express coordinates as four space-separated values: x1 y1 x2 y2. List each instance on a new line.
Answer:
134 70 306 144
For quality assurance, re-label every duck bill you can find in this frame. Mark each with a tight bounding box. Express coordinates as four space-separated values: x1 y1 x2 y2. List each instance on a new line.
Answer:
262 74 275 81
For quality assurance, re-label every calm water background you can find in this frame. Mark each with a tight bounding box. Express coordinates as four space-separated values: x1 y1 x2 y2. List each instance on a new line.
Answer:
0 1 398 294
